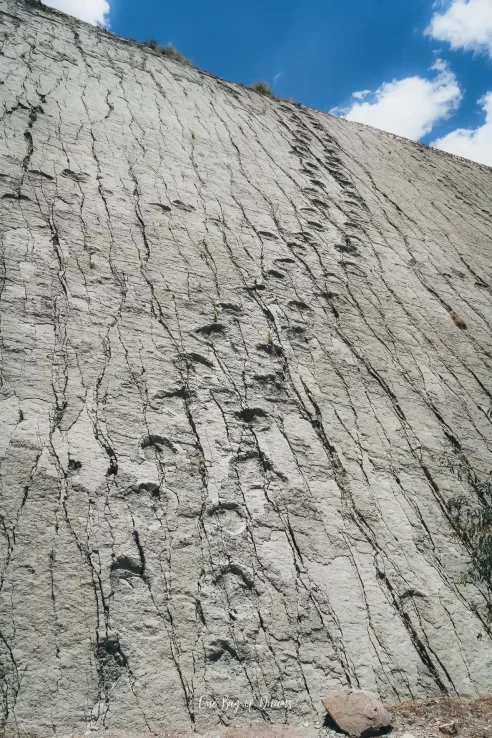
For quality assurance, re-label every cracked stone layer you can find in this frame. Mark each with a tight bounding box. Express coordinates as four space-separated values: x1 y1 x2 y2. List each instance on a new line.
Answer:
0 1 492 736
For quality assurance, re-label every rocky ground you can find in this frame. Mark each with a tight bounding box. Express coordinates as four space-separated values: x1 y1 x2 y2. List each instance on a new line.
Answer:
388 694 492 738
38 696 491 738
201 696 492 738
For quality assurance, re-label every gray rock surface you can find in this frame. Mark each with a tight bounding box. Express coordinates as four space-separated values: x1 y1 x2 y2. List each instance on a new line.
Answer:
1 1 492 736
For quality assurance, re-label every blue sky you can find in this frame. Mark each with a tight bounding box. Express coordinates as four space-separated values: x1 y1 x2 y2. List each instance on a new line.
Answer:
46 0 492 165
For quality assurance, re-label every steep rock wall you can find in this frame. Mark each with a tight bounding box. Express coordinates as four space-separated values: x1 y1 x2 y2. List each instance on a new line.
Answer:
1 1 492 735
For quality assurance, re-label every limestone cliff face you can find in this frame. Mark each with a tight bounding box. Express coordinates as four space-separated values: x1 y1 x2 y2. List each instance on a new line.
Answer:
1 1 492 735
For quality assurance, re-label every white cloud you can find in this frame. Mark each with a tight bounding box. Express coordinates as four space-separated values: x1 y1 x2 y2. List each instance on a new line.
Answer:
43 0 110 26
431 91 492 165
352 89 371 100
426 0 492 58
332 61 462 140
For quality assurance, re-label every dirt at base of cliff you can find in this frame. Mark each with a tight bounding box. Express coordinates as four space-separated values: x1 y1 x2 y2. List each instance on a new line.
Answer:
14 696 491 738
388 694 492 738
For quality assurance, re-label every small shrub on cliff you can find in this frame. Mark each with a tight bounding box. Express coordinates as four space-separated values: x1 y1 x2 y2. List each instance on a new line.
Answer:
450 309 467 329
428 449 492 593
142 40 190 65
159 45 189 64
451 476 492 586
249 81 274 97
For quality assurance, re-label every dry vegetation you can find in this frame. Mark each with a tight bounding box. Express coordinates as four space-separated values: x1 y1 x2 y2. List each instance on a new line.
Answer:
450 309 467 329
388 694 492 738
142 39 190 65
249 81 275 97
